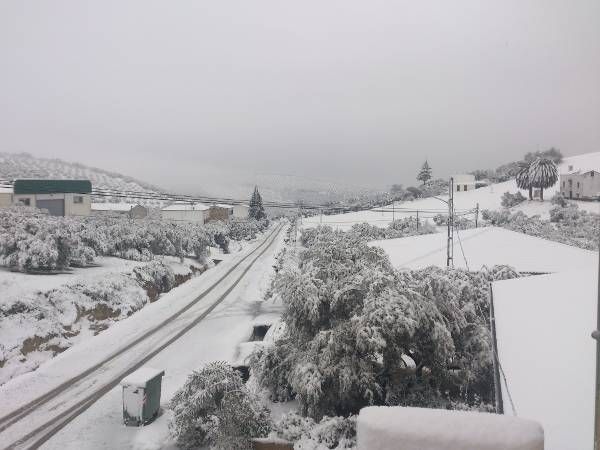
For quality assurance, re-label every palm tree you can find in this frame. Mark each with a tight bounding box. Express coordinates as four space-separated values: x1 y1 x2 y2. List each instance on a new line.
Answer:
529 157 558 201
515 161 533 200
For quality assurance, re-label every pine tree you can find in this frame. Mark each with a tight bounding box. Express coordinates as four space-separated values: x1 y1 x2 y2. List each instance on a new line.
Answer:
417 160 432 185
249 186 266 220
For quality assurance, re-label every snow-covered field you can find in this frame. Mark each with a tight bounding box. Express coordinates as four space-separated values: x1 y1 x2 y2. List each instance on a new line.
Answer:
302 152 600 230
0 225 288 449
369 227 598 273
493 268 598 450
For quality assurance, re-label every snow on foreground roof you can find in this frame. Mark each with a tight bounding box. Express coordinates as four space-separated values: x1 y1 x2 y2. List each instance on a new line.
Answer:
369 227 597 273
493 268 598 450
357 406 543 450
162 202 209 211
120 367 165 388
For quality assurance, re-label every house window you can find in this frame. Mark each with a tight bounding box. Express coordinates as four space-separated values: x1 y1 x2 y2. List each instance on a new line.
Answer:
464 185 468 191
456 185 461 192
592 172 595 177
19 198 31 206
577 182 580 189
73 196 84 204
562 181 565 187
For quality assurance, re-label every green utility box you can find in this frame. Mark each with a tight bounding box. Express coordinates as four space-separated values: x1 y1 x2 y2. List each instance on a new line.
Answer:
120 367 165 426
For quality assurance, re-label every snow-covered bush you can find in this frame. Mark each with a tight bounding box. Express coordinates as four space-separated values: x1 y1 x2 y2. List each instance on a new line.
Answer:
133 260 176 293
227 218 270 241
349 218 435 241
482 204 599 250
500 191 526 208
251 226 514 420
169 361 271 449
432 214 475 230
551 192 568 207
275 412 356 449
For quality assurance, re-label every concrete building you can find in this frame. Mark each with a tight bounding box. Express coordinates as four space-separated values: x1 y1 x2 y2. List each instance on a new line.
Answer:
233 204 250 219
0 184 13 208
91 203 148 219
452 174 476 192
161 202 209 224
559 169 600 200
208 204 234 222
12 179 92 217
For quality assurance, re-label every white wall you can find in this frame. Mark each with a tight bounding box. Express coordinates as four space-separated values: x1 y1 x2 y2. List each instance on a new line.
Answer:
233 204 250 219
0 193 13 208
161 209 206 224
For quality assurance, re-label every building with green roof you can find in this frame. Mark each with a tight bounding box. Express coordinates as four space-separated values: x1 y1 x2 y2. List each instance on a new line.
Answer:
13 179 92 217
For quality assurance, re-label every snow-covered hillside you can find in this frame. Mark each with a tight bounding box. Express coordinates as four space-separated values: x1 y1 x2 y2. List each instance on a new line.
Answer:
0 152 163 206
302 152 600 230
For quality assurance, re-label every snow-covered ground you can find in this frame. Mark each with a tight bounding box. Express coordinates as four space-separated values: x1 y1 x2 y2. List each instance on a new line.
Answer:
369 227 597 273
493 268 598 450
0 224 288 449
302 152 600 230
0 255 211 385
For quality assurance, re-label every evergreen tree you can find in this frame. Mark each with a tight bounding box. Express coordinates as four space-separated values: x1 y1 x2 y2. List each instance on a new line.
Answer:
417 160 432 185
249 186 266 220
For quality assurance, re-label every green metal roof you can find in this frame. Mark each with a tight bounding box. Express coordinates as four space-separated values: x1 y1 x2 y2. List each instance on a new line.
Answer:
13 179 92 195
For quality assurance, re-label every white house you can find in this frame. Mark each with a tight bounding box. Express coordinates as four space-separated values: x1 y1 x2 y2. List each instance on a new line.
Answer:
452 174 476 192
161 202 209 224
233 204 250 219
91 203 148 219
0 184 13 208
560 169 600 200
12 179 92 217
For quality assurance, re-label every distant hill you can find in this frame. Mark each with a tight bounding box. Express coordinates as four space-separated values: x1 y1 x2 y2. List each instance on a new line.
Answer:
0 152 164 206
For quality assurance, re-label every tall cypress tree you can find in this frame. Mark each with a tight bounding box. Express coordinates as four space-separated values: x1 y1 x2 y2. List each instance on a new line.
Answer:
417 160 432 185
249 186 266 220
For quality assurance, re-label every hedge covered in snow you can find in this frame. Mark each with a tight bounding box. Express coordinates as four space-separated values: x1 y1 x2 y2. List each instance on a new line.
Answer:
482 200 599 250
349 217 436 241
0 207 269 273
251 225 518 421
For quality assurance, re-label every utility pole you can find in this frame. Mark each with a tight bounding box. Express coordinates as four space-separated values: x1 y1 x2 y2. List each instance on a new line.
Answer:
447 177 454 268
475 203 479 228
416 210 419 231
392 202 395 222
593 232 600 449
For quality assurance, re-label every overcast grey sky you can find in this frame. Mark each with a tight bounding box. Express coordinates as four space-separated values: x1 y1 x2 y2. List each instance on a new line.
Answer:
1 0 599 192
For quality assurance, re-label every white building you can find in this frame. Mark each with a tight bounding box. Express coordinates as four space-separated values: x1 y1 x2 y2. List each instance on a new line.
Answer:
161 202 209 224
91 203 148 219
12 179 92 217
233 204 250 219
559 168 600 200
0 184 13 208
452 174 476 192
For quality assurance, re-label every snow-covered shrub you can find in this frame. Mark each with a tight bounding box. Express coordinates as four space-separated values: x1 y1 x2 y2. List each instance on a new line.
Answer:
169 361 271 449
500 191 526 208
133 260 176 293
275 412 356 449
252 227 511 420
482 204 599 250
551 192 568 207
349 218 436 241
432 214 475 230
228 218 270 241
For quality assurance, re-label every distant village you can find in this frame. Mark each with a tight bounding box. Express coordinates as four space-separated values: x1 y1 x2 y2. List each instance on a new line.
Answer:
0 178 250 222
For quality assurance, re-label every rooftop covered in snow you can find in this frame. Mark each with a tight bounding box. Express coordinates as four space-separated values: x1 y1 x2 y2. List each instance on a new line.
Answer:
369 227 597 273
161 202 209 211
493 268 598 450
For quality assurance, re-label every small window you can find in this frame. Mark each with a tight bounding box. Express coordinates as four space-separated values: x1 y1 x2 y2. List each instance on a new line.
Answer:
577 182 580 188
20 198 31 206
464 184 468 191
456 185 461 192
592 172 595 177
73 196 84 204
562 181 565 187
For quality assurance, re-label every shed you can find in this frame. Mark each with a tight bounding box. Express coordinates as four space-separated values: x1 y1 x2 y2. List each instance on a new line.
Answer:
208 203 234 222
0 184 13 208
233 203 250 219
91 202 148 219
161 202 209 224
120 367 165 426
12 179 92 217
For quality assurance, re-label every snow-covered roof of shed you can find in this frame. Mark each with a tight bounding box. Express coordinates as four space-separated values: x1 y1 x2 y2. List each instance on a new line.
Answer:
0 185 13 194
91 202 139 211
561 168 599 175
162 202 209 211
120 367 165 388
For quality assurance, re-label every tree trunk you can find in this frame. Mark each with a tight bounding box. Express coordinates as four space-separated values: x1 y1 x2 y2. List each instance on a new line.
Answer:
540 188 544 201
528 186 533 200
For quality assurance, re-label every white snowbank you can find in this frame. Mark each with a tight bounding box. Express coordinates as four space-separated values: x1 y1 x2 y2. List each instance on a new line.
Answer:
493 268 598 450
357 406 543 450
369 227 597 273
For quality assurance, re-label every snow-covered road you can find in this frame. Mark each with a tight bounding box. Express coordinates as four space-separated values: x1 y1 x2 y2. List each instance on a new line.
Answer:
0 223 287 450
